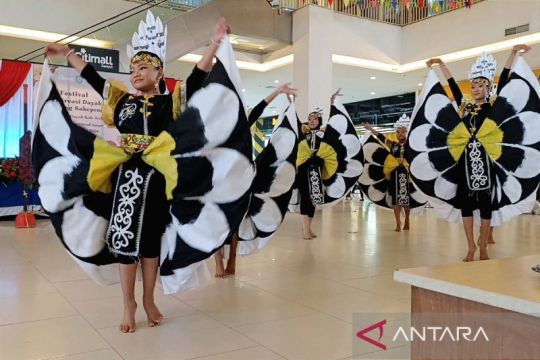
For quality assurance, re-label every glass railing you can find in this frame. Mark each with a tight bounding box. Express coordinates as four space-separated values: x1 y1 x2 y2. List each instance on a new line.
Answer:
125 0 212 12
276 0 485 26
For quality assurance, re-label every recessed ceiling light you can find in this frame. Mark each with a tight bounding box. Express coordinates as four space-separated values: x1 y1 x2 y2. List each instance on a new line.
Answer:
370 92 376 95
418 83 423 86
242 89 246 92
0 24 113 48
370 76 376 80
274 80 280 84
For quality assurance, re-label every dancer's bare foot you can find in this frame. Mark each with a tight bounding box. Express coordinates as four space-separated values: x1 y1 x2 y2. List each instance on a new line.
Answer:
479 247 490 261
309 231 317 238
394 227 401 232
143 299 164 327
225 258 236 276
120 300 137 333
303 232 313 240
403 221 409 231
462 246 477 262
215 259 227 278
487 236 495 245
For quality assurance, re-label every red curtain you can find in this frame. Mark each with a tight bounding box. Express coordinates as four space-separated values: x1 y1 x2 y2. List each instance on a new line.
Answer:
0 60 31 107
164 77 179 94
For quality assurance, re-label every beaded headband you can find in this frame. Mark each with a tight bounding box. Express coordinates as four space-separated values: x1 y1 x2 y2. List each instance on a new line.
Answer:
130 52 162 69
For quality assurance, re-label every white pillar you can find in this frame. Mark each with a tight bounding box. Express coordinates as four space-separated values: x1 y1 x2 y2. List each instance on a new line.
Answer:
293 6 334 124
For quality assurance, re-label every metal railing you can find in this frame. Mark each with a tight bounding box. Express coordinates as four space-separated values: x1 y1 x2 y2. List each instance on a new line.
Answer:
277 0 485 26
125 0 212 11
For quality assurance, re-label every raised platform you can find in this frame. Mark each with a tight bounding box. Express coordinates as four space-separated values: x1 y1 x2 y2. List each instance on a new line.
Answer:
395 255 540 360
0 182 41 217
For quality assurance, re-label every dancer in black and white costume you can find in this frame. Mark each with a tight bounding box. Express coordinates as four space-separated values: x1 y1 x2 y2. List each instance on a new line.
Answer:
408 45 540 262
292 93 363 239
360 114 427 231
34 15 255 333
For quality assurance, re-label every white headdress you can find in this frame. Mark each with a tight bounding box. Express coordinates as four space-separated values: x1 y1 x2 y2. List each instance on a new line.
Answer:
468 53 497 83
310 105 324 117
127 11 168 64
394 113 411 130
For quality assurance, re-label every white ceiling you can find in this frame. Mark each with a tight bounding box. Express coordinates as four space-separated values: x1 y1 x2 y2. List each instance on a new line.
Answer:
3 0 540 118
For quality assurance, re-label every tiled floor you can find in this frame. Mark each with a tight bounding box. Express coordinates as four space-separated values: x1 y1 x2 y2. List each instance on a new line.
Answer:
1 199 539 360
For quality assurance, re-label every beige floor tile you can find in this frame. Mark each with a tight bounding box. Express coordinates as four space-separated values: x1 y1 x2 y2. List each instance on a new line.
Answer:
184 346 286 360
98 313 255 360
225 261 304 282
71 292 197 329
236 313 353 360
348 344 411 360
0 265 57 298
31 255 90 282
174 277 254 301
0 247 32 269
56 349 124 360
296 289 410 323
55 279 128 302
282 260 389 281
341 274 412 299
245 275 359 302
0 316 109 360
182 286 315 328
0 291 77 325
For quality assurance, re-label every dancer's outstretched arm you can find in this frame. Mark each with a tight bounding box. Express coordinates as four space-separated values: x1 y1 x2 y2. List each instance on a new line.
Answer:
45 43 105 94
427 58 462 105
362 122 392 147
498 44 530 93
248 84 297 126
196 18 230 72
186 18 230 100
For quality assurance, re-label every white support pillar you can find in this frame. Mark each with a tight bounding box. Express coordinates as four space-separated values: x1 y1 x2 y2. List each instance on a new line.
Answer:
292 6 334 124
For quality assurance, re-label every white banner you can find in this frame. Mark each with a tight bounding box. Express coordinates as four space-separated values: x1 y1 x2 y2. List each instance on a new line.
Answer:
33 64 133 145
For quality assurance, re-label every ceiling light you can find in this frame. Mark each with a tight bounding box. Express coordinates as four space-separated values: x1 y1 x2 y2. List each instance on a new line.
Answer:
179 54 293 72
370 76 376 80
370 92 376 95
0 24 113 48
334 31 540 74
274 80 279 84
241 89 246 92
418 83 423 86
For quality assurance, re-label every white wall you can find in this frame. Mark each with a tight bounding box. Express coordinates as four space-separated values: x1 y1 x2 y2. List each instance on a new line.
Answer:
331 11 402 63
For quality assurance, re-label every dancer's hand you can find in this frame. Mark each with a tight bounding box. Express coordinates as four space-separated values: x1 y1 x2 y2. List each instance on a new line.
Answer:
331 88 342 104
278 83 297 97
44 43 70 58
426 58 444 68
512 44 531 54
212 17 230 45
362 122 374 131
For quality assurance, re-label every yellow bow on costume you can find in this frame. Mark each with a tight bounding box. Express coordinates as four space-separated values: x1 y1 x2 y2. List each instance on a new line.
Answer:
87 132 178 200
296 139 339 181
447 118 503 162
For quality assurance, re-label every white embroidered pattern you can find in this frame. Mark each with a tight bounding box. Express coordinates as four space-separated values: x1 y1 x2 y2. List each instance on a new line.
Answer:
396 172 409 206
110 168 144 251
466 140 489 190
309 168 324 204
119 102 137 125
